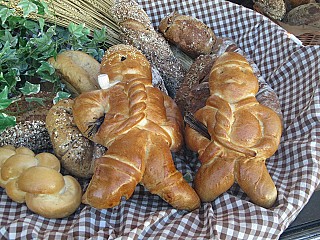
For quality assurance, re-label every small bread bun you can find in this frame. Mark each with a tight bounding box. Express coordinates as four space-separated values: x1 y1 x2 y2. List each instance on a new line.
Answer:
21 167 82 219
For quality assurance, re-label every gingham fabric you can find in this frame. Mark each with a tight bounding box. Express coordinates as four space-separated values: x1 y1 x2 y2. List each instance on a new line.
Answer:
1 1 319 239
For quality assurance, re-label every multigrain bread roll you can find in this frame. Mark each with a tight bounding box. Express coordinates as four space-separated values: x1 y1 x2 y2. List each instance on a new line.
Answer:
283 3 320 27
253 0 287 20
110 0 186 98
285 0 314 10
184 52 282 208
0 146 82 218
159 11 217 58
72 44 200 211
45 99 105 178
0 91 54 152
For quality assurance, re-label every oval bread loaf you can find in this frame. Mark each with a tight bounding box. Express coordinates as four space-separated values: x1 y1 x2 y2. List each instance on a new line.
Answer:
283 3 320 27
48 50 101 96
159 11 217 58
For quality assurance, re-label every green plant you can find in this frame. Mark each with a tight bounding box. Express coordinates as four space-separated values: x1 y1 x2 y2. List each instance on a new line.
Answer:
0 0 110 132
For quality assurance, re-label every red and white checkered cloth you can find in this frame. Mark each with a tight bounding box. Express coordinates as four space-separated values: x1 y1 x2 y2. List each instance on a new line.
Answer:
0 1 319 239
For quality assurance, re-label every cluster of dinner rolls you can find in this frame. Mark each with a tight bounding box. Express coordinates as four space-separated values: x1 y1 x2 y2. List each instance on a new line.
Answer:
0 145 82 218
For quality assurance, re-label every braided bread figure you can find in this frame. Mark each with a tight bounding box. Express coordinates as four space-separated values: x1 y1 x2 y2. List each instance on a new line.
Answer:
185 52 282 208
72 44 200 210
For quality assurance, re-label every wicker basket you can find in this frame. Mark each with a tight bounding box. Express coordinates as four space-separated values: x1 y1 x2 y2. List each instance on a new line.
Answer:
296 32 320 45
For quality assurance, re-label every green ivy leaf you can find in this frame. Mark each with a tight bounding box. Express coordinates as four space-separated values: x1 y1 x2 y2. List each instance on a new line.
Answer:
0 113 16 133
53 91 71 104
29 34 53 53
38 18 45 33
17 0 38 17
25 96 45 106
0 29 18 47
19 81 40 95
0 7 15 25
0 99 12 110
23 19 40 32
0 85 8 99
31 0 49 15
0 86 16 110
36 61 55 75
68 22 86 38
3 69 20 91
6 15 24 29
93 27 107 42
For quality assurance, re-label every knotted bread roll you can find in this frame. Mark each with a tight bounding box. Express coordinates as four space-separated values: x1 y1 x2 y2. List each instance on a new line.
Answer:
72 44 200 211
185 52 282 208
0 145 82 218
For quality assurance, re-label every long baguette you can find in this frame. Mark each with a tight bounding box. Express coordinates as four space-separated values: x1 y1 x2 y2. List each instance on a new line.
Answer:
110 0 186 98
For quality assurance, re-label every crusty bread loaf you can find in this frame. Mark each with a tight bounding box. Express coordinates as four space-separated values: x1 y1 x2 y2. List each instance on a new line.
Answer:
159 11 216 58
185 52 282 208
175 54 216 116
285 0 315 11
46 98 105 178
253 0 286 20
0 145 82 218
73 44 200 210
283 3 320 27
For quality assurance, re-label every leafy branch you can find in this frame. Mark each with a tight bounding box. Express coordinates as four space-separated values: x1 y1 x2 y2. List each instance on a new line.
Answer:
0 0 110 132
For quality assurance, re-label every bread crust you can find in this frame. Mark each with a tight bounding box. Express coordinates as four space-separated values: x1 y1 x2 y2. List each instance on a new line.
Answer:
110 0 186 97
48 50 100 96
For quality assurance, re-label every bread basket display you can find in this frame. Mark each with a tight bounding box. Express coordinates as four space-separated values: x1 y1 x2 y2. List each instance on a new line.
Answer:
0 0 319 239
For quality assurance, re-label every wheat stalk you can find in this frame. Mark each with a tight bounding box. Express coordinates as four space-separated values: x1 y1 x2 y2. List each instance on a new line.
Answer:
1 0 122 46
1 0 192 68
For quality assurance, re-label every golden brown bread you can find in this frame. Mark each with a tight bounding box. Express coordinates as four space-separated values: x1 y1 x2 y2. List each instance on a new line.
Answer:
159 11 216 58
21 167 82 219
0 145 82 218
175 37 283 121
45 99 105 178
73 44 200 210
185 52 282 208
48 50 100 96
